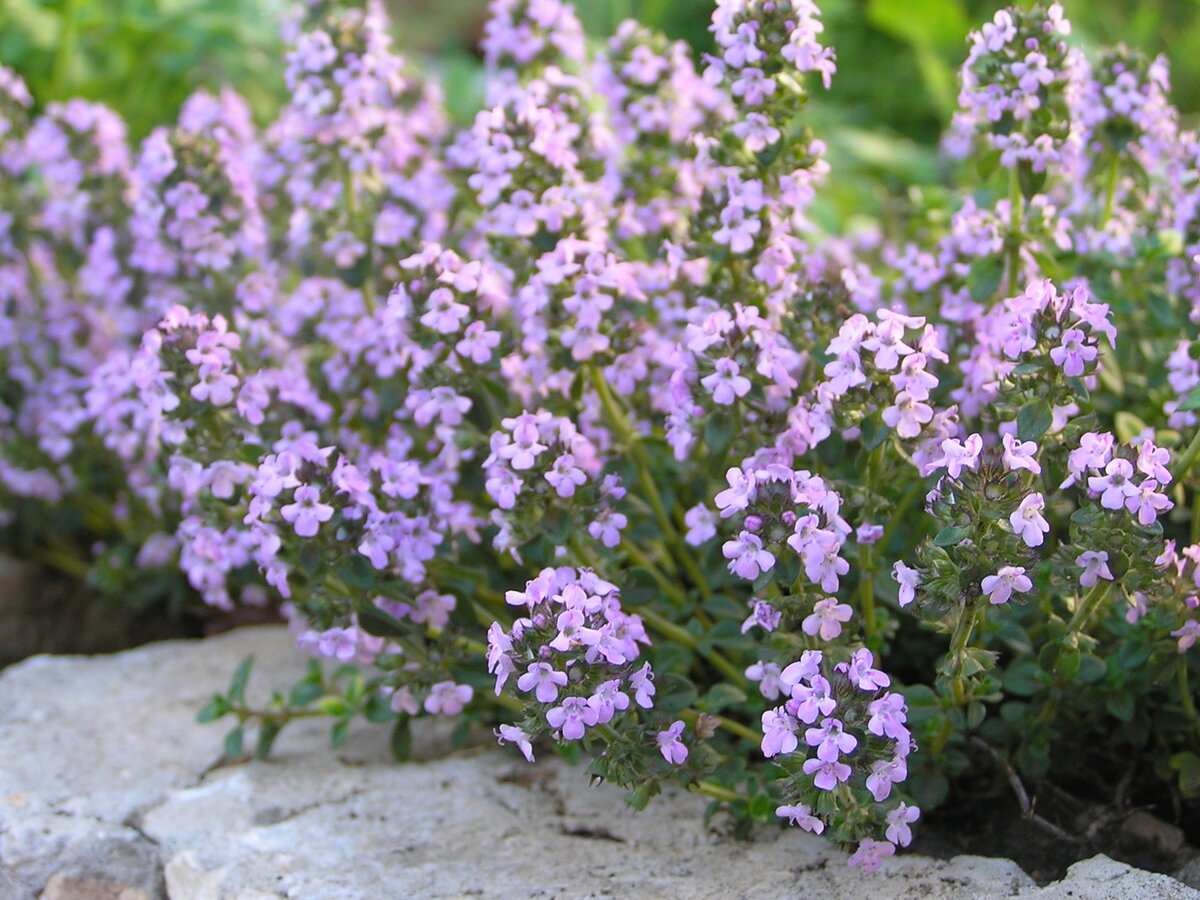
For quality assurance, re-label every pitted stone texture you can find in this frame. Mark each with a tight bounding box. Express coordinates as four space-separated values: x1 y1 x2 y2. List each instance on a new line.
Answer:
1 627 1197 900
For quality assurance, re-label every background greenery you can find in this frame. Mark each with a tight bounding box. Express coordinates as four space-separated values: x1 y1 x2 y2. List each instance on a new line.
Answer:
1 0 1197 222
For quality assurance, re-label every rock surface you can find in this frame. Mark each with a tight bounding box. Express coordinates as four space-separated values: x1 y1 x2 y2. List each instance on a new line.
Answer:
0 627 1196 900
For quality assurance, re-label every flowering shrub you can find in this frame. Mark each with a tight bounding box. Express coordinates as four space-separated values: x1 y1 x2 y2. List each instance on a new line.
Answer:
4 0 1200 869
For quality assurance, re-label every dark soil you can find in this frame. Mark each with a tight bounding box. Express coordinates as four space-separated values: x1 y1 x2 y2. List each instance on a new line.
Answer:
0 554 281 668
912 754 1199 884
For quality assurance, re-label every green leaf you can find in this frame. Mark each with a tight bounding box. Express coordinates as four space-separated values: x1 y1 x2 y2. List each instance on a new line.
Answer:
699 683 747 713
656 673 699 714
1002 660 1044 697
967 256 1004 304
255 722 282 760
330 720 350 749
339 555 377 591
622 567 660 607
1015 738 1051 780
1055 644 1081 680
1017 399 1053 441
318 697 351 717
390 717 413 762
289 680 324 708
866 0 967 48
906 768 950 809
364 691 395 724
355 601 410 639
1077 654 1106 684
223 725 244 760
706 620 756 652
236 442 266 464
704 411 734 457
933 524 970 547
1114 411 1149 443
1179 386 1200 412
196 695 229 723
966 701 986 730
860 413 890 451
1105 692 1135 722
228 656 254 705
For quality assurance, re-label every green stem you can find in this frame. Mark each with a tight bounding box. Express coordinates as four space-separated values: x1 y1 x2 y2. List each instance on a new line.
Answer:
1100 154 1119 227
1192 492 1200 546
50 0 79 98
1065 580 1112 635
693 780 741 803
859 542 879 651
620 538 688 608
589 366 712 602
878 480 923 554
1006 166 1024 295
1178 658 1200 740
680 708 759 744
1176 427 1200 481
1034 582 1113 727
637 605 747 689
341 163 376 314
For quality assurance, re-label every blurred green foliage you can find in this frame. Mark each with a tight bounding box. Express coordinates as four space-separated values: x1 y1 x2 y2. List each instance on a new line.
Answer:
0 0 286 140
2 0 1198 218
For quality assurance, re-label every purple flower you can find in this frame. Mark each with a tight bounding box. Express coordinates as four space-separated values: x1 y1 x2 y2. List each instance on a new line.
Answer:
1050 328 1097 377
587 510 627 548
701 358 752 406
776 803 824 834
1009 493 1050 547
1002 432 1041 474
842 648 891 691
723 531 775 580
741 599 782 634
981 566 1033 605
882 390 934 438
549 608 600 652
545 453 587 498
517 661 569 703
804 717 858 761
935 434 983 479
761 707 799 758
780 651 824 687
802 757 852 791
788 675 838 724
856 523 884 544
425 681 474 716
1172 621 1200 652
1075 550 1113 588
496 724 535 762
587 679 630 724
280 484 334 537
1126 480 1172 525
1138 440 1172 484
714 466 756 517
684 504 717 545
546 696 599 740
885 803 921 848
657 720 688 764
868 693 909 741
866 757 908 802
745 661 785 700
848 839 896 873
892 560 920 607
1088 458 1137 509
802 597 853 641
629 662 656 708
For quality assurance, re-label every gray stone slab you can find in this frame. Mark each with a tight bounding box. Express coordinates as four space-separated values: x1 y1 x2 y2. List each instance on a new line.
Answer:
0 627 1194 900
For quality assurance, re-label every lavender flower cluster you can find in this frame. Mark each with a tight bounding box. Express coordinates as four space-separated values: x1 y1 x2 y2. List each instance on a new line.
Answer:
4 0 1200 866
